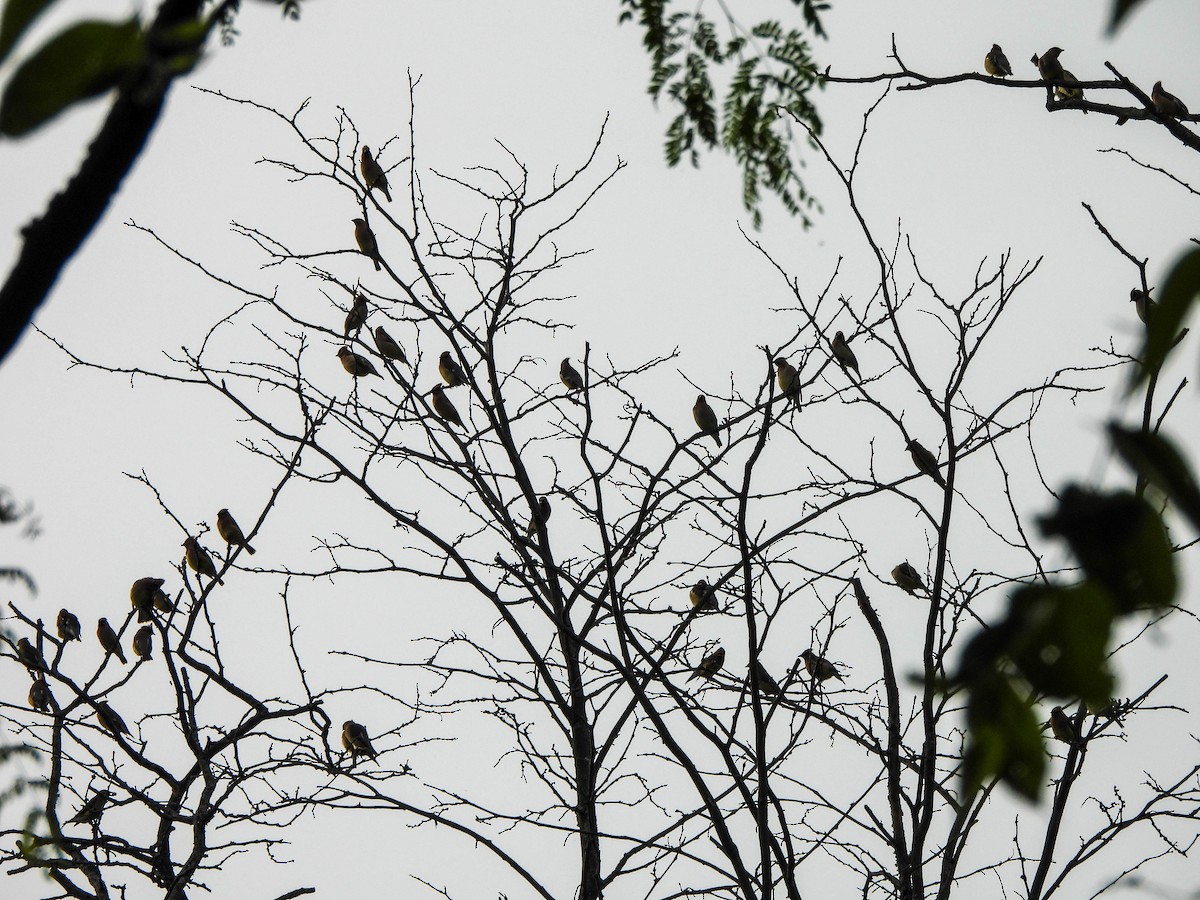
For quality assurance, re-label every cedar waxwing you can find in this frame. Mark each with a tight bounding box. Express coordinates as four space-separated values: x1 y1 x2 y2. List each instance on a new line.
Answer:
527 496 552 534
57 608 82 642
97 618 127 665
373 326 407 364
689 646 725 682
68 790 112 825
1055 70 1085 105
891 562 927 595
337 346 381 378
1049 705 1080 747
344 293 369 337
907 439 947 488
1034 48 1065 83
688 579 718 612
1089 697 1127 727
1130 288 1154 324
16 637 46 672
692 395 721 447
801 649 843 683
133 625 153 661
1151 81 1188 118
28 679 53 712
95 701 129 737
751 660 780 696
773 358 801 405
560 358 584 392
984 44 1012 77
217 508 256 556
131 577 169 621
359 145 392 202
430 384 464 428
342 720 377 761
184 537 223 586
438 350 467 387
352 218 381 271
831 331 860 376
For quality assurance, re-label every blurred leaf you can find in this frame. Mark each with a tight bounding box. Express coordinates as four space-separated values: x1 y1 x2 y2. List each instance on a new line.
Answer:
1108 0 1149 33
963 676 1045 800
1130 247 1200 391
1007 584 1115 706
0 17 143 137
0 0 58 66
1039 487 1176 613
1109 424 1200 535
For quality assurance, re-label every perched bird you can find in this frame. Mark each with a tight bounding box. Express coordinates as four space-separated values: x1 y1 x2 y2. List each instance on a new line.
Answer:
131 577 169 621
57 608 82 642
68 790 113 826
373 326 407 364
29 679 54 711
352 217 381 271
438 350 467 387
95 702 129 737
984 44 1012 77
773 357 801 405
801 649 843 683
907 439 947 489
217 508 256 556
337 346 381 378
342 720 378 761
344 293 369 338
560 357 585 393
751 660 780 696
527 496 552 534
359 145 391 202
1034 47 1065 83
1130 288 1154 324
831 331 860 376
1049 705 1080 747
689 646 725 682
16 637 46 672
692 395 721 447
132 625 153 661
97 618 127 665
1055 70 1085 105
891 562 927 596
184 537 224 586
1151 81 1189 118
430 384 464 429
688 579 718 612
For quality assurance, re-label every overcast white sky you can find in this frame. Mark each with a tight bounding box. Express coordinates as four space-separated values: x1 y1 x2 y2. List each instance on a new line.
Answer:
2 1 1199 897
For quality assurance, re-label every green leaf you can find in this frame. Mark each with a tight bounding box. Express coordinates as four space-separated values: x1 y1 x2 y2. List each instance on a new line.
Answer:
0 0 58 66
1109 424 1200 536
963 676 1045 800
0 17 143 137
1108 0 1149 33
1129 246 1200 392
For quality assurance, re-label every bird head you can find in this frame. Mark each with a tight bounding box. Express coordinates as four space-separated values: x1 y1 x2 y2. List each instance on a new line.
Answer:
352 217 366 227
801 649 814 662
362 145 372 158
1045 47 1063 60
337 347 351 359
772 357 788 367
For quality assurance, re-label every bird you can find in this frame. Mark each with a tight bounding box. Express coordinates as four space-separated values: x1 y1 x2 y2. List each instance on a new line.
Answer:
133 625 153 661
344 293 369 337
692 395 721 447
907 439 947 488
29 680 54 711
131 577 169 621
1034 47 1065 83
984 44 1012 77
1055 70 1085 105
1049 705 1080 747
831 331 860 376
751 660 780 696
1130 288 1154 324
773 358 801 405
430 384 464 428
16 637 46 671
560 358 585 392
689 646 725 682
527 496 552 534
438 350 467 387
97 618 127 665
67 790 113 825
184 537 224 586
891 562 927 595
57 608 82 642
1151 81 1188 118
688 579 718 612
373 326 407 364
337 346 381 378
95 701 129 737
352 218 381 271
217 508 256 556
342 720 377 761
359 145 391 202
800 649 843 683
